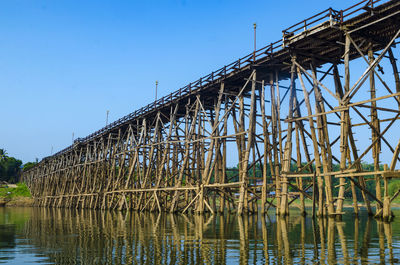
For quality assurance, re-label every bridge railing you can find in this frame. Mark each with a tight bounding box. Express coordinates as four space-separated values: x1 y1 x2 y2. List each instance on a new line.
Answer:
342 0 385 19
48 0 392 160
282 8 342 39
281 0 388 43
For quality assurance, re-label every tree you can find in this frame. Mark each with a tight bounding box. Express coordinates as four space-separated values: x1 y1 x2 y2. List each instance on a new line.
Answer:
0 149 22 183
23 162 37 172
0 157 22 183
0 149 8 162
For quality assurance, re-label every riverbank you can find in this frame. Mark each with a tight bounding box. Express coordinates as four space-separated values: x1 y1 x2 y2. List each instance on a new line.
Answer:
0 183 33 207
0 197 34 207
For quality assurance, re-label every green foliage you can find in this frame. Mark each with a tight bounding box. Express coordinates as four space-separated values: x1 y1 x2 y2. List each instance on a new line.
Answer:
388 180 400 197
224 161 391 202
0 149 7 161
0 183 31 198
0 148 38 183
0 149 23 183
22 162 37 172
226 166 239 182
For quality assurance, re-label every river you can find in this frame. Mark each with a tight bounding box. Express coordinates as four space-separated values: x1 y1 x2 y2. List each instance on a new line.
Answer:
0 207 399 264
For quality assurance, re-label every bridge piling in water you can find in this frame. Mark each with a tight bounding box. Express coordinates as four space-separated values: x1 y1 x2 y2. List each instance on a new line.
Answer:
24 0 400 221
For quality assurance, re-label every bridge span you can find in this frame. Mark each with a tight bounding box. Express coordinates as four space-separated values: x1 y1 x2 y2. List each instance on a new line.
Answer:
24 0 400 220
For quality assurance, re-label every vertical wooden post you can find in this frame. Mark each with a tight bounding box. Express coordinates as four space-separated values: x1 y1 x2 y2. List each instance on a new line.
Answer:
312 171 316 217
369 45 383 214
336 33 350 215
238 71 256 215
171 100 199 213
219 100 228 213
297 65 325 217
383 164 391 222
346 149 359 215
295 124 305 215
270 75 281 216
260 79 268 214
310 64 335 217
280 57 296 216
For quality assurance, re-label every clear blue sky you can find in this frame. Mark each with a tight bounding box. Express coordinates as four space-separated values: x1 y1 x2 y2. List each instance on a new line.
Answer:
0 0 360 163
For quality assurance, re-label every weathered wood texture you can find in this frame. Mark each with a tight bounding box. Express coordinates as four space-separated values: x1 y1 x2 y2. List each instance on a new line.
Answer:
24 0 400 220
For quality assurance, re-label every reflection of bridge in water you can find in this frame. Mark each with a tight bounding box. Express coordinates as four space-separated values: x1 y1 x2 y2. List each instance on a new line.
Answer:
24 0 400 220
20 209 398 264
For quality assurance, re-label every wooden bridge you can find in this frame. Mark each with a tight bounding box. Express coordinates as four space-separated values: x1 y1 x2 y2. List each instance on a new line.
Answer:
24 0 400 220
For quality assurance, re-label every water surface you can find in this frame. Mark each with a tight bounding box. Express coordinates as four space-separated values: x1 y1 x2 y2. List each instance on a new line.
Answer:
0 207 399 264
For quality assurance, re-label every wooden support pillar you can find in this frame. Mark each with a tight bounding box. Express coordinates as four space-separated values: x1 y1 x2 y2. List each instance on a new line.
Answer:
219 100 228 213
280 57 296 216
238 71 256 215
345 149 359 216
270 74 281 216
171 100 199 213
382 164 391 222
336 33 350 215
297 64 325 217
260 79 268 214
369 45 383 214
310 64 335 217
196 83 225 214
295 124 305 215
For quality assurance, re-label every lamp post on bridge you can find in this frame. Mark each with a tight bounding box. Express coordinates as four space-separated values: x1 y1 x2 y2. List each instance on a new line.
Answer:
106 110 109 126
253 22 257 61
155 80 158 101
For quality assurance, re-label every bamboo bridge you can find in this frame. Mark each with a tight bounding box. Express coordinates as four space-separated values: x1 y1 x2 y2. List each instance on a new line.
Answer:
24 0 400 221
